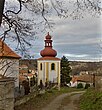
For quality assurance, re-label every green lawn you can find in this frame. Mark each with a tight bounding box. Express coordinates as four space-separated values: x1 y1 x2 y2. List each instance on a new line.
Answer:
80 88 102 110
15 87 83 110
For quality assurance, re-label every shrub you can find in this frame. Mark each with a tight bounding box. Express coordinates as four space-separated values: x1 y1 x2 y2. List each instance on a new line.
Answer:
77 83 83 88
84 83 90 89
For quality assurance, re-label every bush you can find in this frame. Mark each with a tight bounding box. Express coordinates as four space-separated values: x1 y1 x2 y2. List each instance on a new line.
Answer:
77 83 83 88
84 83 90 89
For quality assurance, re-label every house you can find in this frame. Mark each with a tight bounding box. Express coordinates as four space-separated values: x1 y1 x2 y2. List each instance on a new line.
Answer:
0 39 21 87
19 63 37 84
19 64 28 76
37 33 61 89
70 75 78 87
70 74 102 88
70 75 93 87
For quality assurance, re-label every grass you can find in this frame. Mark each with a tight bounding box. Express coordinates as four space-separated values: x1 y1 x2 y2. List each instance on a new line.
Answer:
80 88 102 110
15 87 84 110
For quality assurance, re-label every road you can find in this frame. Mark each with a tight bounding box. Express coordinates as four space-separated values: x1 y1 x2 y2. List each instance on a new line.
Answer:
41 91 85 110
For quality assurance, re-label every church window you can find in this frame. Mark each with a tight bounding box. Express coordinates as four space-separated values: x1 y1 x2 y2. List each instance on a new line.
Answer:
51 63 55 70
40 63 42 70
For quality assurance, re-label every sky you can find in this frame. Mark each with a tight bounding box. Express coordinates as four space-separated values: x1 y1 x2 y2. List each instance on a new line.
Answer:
1 0 102 62
29 15 102 62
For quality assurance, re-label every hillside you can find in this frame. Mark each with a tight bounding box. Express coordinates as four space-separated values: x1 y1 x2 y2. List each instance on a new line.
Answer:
69 61 102 75
19 59 102 76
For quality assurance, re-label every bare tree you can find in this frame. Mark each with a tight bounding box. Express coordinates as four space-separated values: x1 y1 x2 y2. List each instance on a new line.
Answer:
0 0 5 26
0 0 101 56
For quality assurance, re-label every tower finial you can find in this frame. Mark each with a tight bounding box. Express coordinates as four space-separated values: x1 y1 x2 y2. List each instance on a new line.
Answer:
48 32 49 35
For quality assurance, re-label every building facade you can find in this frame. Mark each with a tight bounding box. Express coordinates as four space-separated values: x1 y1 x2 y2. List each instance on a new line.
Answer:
0 39 21 87
37 33 60 88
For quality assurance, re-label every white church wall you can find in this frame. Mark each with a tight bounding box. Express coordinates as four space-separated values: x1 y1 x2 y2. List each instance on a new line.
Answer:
48 62 57 83
38 60 60 85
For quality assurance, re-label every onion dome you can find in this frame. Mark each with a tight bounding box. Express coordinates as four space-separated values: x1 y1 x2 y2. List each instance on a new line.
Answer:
40 33 57 57
40 48 57 57
45 32 51 39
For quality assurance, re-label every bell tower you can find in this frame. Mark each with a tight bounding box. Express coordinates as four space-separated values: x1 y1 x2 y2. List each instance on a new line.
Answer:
37 33 61 90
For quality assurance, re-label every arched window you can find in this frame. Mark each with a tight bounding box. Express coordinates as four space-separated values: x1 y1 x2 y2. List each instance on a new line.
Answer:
51 63 55 70
40 63 42 70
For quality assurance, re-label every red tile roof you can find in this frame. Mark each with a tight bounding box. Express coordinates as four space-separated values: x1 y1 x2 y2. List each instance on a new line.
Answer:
71 75 92 83
19 75 27 82
77 74 93 83
71 76 79 83
0 39 21 59
38 57 60 60
27 73 34 77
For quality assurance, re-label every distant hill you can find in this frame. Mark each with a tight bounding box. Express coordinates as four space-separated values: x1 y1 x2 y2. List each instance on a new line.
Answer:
69 61 102 75
19 59 102 75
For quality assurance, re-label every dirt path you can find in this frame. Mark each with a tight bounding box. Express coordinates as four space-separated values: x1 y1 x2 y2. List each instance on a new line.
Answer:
41 91 85 110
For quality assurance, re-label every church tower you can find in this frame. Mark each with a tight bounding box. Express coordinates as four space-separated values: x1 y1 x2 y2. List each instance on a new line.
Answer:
37 33 60 88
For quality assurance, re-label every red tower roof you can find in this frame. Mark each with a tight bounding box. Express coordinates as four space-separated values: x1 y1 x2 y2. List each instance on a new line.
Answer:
40 33 58 58
45 32 51 39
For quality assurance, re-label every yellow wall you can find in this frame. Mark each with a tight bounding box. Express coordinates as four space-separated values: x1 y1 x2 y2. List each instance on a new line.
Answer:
38 60 60 87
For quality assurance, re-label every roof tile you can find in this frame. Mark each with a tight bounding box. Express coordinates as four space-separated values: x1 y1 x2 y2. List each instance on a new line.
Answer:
0 39 21 58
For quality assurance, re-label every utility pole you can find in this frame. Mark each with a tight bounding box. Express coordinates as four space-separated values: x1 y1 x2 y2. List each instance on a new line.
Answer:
0 0 5 26
93 73 95 88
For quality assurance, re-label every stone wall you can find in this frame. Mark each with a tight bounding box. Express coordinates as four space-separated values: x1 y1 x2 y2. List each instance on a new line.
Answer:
0 78 14 110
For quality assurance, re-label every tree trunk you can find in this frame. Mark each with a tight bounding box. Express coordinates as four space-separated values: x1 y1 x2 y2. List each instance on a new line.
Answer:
0 0 5 26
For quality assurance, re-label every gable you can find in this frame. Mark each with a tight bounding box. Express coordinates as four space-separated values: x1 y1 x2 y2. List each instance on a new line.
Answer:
0 39 21 59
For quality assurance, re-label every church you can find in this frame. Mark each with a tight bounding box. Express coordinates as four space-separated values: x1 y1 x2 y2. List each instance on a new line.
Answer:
37 33 61 88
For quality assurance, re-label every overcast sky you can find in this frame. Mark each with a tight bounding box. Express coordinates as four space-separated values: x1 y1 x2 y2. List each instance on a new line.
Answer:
29 14 102 62
2 0 102 61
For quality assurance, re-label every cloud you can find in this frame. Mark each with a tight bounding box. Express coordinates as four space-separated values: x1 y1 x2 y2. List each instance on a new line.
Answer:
3 0 102 61
64 53 88 58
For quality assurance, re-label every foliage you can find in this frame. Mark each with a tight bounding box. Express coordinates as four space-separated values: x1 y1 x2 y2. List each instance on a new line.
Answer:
30 76 36 87
80 89 102 110
61 56 72 84
38 79 44 89
77 83 83 88
84 83 90 89
22 80 30 95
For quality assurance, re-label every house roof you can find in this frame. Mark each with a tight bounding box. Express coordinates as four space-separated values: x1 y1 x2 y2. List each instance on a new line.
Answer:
71 76 79 83
77 75 93 83
71 74 102 83
19 69 28 74
0 39 21 59
19 75 27 83
27 73 34 77
38 57 60 61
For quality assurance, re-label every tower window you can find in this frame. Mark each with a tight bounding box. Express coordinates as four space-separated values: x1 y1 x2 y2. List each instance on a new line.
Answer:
40 63 42 70
51 63 55 70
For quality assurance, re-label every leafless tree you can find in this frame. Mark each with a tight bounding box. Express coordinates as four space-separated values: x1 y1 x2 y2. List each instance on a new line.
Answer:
0 0 5 26
0 0 101 56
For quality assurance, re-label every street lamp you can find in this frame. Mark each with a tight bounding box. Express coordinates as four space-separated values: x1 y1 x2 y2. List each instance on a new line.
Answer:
0 0 5 26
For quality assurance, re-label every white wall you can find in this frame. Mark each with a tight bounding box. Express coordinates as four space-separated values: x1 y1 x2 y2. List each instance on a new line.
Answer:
0 58 19 87
37 60 60 85
48 62 58 82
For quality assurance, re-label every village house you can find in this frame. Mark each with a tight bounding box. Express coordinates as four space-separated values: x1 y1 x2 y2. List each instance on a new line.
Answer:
37 33 61 89
70 75 93 87
70 74 102 88
19 62 37 86
0 39 21 87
